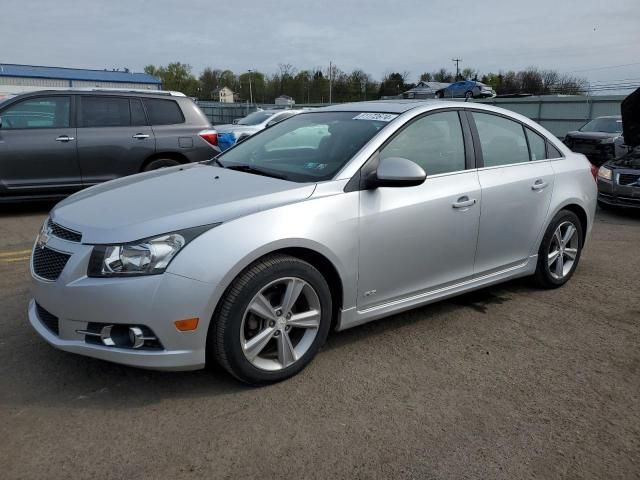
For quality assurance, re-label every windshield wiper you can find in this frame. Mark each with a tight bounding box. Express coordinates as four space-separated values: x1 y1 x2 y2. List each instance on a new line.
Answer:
209 157 225 168
225 164 289 180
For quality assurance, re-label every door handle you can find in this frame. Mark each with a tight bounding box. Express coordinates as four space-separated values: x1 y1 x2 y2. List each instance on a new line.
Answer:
133 133 150 139
531 179 548 191
452 196 477 209
55 135 74 142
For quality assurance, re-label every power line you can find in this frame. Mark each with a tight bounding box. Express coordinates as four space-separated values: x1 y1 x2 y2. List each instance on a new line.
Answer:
568 62 640 73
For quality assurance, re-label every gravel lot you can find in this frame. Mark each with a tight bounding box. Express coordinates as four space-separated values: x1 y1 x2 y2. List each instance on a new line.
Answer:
1 203 638 480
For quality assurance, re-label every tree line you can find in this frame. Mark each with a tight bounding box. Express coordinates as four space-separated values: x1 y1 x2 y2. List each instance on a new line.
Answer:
144 63 588 103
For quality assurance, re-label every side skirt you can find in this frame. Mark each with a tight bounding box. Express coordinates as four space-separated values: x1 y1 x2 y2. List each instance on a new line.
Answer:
335 256 537 331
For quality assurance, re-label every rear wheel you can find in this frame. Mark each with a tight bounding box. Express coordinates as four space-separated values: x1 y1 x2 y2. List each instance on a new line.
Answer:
210 255 332 385
436 91 444 99
143 158 181 171
533 210 583 288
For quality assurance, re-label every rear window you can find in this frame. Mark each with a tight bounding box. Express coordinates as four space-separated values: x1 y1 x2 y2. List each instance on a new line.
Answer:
144 99 184 125
81 96 130 127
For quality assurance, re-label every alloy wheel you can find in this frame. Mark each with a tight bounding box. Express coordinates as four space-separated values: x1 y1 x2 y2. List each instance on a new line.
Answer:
547 221 579 280
240 277 321 371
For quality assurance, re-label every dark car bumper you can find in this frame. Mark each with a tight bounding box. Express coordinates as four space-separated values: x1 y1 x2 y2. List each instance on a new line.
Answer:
597 172 640 208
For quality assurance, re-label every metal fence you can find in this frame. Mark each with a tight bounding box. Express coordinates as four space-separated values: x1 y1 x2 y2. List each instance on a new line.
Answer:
198 95 625 137
474 95 623 137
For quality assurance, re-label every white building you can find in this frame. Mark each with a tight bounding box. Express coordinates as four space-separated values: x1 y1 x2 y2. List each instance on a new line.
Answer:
213 86 235 103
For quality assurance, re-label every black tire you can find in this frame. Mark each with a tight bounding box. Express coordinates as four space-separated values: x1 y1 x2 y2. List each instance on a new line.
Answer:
464 90 474 99
209 254 332 385
436 91 444 99
533 210 584 289
143 158 181 171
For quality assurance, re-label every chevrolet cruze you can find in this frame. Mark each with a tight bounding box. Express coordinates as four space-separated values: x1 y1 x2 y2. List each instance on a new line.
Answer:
29 100 597 385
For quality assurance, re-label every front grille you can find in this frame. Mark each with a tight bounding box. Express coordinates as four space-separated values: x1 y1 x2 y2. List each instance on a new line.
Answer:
48 219 82 242
618 173 640 186
36 303 59 335
32 246 71 281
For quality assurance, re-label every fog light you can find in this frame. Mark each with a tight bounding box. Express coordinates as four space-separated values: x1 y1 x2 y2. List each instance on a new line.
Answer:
174 318 199 331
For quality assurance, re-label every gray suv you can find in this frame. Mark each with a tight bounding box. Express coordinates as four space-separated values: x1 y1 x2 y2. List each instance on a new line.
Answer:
0 89 218 201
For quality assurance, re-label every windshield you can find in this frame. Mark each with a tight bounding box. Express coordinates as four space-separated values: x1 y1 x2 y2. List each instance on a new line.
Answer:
214 111 394 182
237 111 277 125
580 117 623 134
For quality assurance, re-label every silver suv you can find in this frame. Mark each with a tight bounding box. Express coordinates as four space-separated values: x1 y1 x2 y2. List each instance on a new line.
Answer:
28 100 597 385
0 89 218 202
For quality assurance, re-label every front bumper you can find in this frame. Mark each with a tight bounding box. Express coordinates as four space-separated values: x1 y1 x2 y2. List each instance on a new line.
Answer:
597 174 640 209
29 236 217 371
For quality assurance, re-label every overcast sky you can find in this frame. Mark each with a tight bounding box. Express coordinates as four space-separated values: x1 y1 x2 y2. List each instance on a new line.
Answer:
2 0 639 86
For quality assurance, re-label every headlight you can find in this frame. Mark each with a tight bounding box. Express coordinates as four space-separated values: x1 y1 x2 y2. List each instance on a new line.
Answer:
597 166 612 181
88 224 218 277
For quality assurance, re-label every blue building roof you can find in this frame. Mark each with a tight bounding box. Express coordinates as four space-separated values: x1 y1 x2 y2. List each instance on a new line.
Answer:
0 64 161 85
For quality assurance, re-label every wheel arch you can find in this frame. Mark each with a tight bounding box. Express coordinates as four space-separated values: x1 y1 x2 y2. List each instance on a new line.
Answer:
140 152 190 171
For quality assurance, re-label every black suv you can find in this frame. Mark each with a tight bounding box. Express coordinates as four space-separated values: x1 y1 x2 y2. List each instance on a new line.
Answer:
0 89 219 201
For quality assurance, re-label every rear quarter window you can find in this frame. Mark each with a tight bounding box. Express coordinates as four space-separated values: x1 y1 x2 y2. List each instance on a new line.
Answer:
144 99 184 125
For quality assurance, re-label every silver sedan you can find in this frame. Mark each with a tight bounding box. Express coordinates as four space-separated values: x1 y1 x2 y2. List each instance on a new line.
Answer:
29 100 597 384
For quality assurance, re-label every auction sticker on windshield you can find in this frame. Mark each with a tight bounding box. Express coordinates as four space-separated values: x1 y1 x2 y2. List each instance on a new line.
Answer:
353 113 398 122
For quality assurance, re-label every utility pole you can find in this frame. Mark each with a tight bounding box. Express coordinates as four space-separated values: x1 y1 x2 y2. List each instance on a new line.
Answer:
452 58 462 80
329 61 332 105
247 69 253 105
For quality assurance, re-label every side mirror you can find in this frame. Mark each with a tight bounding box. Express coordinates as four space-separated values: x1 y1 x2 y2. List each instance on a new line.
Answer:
370 157 426 188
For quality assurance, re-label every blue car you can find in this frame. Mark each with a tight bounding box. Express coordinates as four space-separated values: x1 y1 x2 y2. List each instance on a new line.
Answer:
435 80 496 99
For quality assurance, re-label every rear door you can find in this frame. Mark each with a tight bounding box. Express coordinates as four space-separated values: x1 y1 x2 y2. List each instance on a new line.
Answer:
76 95 155 185
0 94 80 196
469 111 555 275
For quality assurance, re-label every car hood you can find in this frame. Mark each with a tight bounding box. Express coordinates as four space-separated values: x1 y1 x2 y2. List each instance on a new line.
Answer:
565 131 619 140
51 163 316 244
606 147 640 170
215 124 261 135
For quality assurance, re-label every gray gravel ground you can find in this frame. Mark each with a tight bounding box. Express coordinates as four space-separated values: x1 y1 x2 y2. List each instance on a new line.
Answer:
0 202 638 479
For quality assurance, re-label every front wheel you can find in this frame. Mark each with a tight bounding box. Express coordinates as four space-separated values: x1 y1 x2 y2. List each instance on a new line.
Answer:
533 210 584 289
209 254 332 385
464 90 474 99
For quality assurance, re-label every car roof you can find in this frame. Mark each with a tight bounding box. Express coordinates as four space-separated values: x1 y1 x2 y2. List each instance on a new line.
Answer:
8 88 186 99
317 99 453 114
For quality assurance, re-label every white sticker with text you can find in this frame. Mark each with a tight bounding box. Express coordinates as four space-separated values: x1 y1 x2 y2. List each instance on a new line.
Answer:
352 113 398 122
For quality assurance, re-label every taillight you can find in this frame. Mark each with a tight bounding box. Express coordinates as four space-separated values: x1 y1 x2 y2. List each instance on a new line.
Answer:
199 129 218 147
589 162 598 180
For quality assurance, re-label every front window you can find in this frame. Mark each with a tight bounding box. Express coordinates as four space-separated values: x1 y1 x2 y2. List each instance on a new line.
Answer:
237 111 277 125
0 96 70 129
579 117 622 134
215 111 393 182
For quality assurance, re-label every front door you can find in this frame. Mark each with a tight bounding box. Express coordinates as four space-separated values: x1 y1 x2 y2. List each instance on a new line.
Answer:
76 96 155 185
357 110 481 310
0 95 80 196
470 111 555 275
